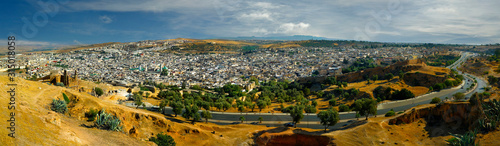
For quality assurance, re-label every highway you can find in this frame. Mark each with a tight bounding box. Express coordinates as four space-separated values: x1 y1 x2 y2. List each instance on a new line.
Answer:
125 52 488 130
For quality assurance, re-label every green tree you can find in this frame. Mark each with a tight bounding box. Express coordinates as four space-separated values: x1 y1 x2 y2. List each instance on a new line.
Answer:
182 105 201 124
238 105 245 112
133 93 145 109
338 104 349 112
239 116 245 123
170 101 184 117
257 100 267 112
304 105 317 113
359 98 377 120
258 116 263 123
317 109 340 132
95 87 104 96
149 132 176 146
328 99 336 107
372 75 378 81
312 100 318 107
159 99 168 114
453 92 465 101
385 73 394 80
430 97 441 104
352 100 363 120
289 105 304 128
145 92 150 100
222 101 231 111
201 110 212 123
249 103 256 112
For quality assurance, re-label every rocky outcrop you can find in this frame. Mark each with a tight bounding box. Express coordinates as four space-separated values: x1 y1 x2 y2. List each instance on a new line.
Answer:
403 72 448 87
255 133 332 146
389 102 482 131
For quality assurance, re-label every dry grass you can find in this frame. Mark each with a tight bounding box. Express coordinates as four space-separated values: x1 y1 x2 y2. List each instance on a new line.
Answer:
0 75 272 145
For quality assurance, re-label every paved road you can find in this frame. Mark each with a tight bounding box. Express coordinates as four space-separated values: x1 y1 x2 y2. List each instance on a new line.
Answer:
125 52 487 130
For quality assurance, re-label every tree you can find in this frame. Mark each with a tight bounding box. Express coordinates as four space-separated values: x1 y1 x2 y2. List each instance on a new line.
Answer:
258 116 263 123
453 92 465 101
145 92 150 100
359 98 377 120
372 75 378 81
159 99 168 114
215 102 223 111
312 100 318 107
149 132 176 146
430 97 441 104
488 75 498 85
385 73 394 80
328 99 336 107
133 93 145 109
352 100 363 120
182 105 201 124
170 101 184 117
304 105 317 113
385 109 395 117
95 87 104 96
238 105 245 113
317 109 340 132
222 101 231 111
239 116 245 123
249 103 256 112
201 110 212 123
338 104 349 112
257 100 267 112
289 105 304 128
391 88 415 100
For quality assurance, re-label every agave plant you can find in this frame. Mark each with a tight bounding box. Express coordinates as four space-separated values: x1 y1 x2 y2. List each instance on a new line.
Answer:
51 99 68 114
95 109 123 131
446 130 478 146
480 99 500 131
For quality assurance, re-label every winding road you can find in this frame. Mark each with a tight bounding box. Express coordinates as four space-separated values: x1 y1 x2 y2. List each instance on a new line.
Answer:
126 52 487 129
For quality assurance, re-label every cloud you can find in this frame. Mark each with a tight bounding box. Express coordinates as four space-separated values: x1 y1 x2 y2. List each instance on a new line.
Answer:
99 15 113 24
276 22 310 34
22 0 500 44
73 40 84 45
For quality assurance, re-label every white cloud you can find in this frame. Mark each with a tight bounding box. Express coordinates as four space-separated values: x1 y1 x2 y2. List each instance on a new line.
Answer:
99 15 113 24
239 12 272 21
276 22 310 34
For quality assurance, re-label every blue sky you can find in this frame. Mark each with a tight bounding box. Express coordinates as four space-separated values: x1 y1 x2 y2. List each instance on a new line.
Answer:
2 0 500 46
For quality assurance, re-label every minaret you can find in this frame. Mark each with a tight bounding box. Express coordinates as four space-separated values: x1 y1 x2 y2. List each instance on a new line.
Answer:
74 70 78 79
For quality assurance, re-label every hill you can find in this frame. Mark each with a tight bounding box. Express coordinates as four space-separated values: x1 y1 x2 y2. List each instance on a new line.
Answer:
0 75 271 145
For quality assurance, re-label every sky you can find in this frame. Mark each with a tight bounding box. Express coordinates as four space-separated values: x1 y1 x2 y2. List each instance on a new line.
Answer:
2 0 500 46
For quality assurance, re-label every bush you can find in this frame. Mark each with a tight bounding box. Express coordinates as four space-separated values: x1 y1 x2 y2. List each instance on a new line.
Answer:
51 99 68 114
95 87 104 96
338 104 349 112
446 130 477 146
95 109 123 131
149 132 176 146
430 97 441 104
85 108 99 121
385 109 395 117
56 82 65 87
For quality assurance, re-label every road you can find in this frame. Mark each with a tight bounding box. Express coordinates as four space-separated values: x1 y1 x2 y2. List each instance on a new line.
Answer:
125 52 487 130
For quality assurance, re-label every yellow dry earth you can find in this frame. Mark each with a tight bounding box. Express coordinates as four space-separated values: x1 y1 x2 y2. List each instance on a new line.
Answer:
0 75 271 145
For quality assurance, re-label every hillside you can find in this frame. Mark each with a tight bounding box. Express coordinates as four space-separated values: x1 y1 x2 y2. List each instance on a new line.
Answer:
0 76 271 145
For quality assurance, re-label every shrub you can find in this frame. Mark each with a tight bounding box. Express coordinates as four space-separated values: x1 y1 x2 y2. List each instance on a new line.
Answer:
95 109 123 131
51 99 68 114
85 108 99 121
62 93 70 104
385 109 395 117
149 132 176 146
430 97 441 104
95 87 104 96
56 82 65 87
338 104 349 112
